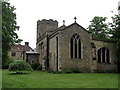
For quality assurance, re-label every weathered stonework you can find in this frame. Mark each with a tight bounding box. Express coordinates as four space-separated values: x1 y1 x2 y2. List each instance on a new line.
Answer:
36 19 117 72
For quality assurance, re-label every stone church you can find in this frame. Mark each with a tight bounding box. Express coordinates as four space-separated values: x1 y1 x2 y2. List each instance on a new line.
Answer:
36 18 117 72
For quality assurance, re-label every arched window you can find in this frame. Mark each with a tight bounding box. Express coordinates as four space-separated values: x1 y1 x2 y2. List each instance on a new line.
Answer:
97 47 110 63
70 34 81 59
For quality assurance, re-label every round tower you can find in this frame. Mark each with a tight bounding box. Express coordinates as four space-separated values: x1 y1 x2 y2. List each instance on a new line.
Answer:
37 19 58 39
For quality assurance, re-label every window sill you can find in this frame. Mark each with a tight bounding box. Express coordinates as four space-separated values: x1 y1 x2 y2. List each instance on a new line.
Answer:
98 63 111 64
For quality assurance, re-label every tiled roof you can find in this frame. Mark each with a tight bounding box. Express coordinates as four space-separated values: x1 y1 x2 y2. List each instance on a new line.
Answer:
11 44 33 52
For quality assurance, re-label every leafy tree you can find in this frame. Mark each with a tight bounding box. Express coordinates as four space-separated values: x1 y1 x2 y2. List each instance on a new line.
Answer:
9 60 32 74
109 14 120 72
87 16 109 40
2 2 22 67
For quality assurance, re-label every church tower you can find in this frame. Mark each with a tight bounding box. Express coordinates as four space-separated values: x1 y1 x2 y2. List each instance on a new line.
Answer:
37 19 58 39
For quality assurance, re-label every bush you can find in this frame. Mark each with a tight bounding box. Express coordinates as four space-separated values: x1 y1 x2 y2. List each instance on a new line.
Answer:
37 64 42 70
63 69 72 73
31 62 40 70
56 71 62 74
9 60 32 74
52 71 57 74
47 70 53 73
72 68 80 73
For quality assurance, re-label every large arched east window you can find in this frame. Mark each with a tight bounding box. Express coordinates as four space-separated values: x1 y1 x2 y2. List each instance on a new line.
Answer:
71 34 81 59
98 47 110 63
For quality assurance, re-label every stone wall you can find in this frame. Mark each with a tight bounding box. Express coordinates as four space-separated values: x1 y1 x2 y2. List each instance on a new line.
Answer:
37 19 58 39
92 40 117 71
59 24 92 72
36 20 117 72
49 34 59 71
49 23 93 72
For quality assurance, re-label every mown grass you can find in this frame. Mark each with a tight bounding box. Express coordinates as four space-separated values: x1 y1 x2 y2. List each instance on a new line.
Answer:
2 69 118 88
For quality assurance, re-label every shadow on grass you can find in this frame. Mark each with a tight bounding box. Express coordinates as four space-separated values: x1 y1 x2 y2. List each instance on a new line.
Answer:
8 72 30 75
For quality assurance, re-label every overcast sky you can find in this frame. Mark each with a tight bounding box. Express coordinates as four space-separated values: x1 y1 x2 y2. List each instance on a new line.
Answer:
9 0 119 49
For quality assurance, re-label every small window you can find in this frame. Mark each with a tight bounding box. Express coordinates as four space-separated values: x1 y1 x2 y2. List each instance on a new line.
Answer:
12 52 16 56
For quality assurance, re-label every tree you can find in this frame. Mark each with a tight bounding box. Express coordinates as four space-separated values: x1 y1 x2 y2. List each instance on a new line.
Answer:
2 2 22 67
109 14 120 73
87 16 109 40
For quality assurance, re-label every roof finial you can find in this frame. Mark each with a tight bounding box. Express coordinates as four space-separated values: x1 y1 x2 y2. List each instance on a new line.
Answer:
63 20 65 26
74 17 77 23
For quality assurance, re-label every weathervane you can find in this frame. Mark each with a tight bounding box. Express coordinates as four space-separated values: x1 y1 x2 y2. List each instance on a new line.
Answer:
74 17 77 23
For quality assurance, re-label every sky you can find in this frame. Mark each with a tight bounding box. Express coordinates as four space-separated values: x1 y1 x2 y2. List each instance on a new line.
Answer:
9 0 119 49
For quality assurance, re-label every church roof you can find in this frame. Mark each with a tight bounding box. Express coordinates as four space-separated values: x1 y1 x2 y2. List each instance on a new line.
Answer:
48 22 116 43
59 22 91 33
49 22 91 38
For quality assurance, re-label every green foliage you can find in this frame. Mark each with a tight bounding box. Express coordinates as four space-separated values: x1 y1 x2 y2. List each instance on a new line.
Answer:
72 68 81 73
2 56 13 69
63 68 81 73
109 15 120 40
37 64 42 70
2 2 22 67
46 70 53 73
56 71 62 74
31 62 40 70
88 16 109 40
109 14 120 72
46 70 62 74
9 60 32 73
46 68 80 74
63 69 72 73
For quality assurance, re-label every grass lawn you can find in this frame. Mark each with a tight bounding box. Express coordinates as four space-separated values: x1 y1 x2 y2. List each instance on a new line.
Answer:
2 69 118 88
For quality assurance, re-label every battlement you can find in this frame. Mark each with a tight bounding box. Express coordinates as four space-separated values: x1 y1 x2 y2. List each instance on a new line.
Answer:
37 19 58 26
37 19 58 39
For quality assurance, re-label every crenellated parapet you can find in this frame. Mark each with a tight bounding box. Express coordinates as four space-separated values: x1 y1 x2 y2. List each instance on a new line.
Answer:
37 19 58 40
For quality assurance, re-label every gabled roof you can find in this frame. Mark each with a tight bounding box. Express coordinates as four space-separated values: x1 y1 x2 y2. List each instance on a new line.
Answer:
49 22 91 38
59 22 91 33
11 44 34 52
